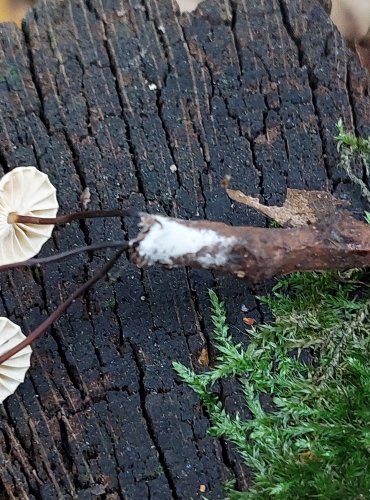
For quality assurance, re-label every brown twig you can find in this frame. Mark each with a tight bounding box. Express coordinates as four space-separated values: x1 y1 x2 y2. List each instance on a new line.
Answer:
0 248 127 365
131 213 370 283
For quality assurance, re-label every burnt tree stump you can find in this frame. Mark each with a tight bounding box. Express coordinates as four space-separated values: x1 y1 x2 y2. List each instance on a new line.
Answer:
0 0 369 498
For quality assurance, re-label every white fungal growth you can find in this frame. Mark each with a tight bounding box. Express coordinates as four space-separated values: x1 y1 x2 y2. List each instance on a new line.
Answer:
134 215 237 268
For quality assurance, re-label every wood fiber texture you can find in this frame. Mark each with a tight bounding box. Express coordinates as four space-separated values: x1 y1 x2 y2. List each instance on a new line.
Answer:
0 0 369 498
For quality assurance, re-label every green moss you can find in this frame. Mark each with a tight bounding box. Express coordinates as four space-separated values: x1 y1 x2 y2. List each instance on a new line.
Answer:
174 272 370 498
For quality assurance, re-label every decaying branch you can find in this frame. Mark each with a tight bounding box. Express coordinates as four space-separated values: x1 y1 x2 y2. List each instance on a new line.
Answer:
130 213 370 283
1 188 370 368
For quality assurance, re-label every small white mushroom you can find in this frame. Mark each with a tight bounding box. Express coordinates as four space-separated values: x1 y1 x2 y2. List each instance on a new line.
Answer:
0 167 58 264
0 318 32 403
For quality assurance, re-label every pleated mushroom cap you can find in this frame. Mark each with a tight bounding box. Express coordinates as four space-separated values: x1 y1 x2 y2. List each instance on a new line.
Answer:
0 318 32 403
0 167 58 264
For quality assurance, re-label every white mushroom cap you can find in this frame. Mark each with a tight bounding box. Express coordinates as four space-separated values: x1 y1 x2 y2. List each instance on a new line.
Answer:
0 318 32 403
0 167 58 264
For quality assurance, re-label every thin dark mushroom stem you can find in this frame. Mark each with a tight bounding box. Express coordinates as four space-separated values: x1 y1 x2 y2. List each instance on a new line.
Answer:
0 247 127 365
8 208 137 226
0 241 129 272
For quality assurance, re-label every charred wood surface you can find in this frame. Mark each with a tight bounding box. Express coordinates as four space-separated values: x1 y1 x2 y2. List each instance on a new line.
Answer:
0 0 369 498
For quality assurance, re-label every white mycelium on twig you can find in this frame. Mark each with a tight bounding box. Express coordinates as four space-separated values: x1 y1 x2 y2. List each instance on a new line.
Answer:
132 214 237 268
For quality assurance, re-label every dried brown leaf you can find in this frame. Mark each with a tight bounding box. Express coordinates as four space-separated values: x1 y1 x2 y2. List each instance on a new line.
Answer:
243 317 256 326
0 0 35 27
227 188 350 227
198 347 209 366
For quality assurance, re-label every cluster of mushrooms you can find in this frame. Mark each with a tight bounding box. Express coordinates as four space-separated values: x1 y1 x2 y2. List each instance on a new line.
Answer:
0 167 58 402
0 167 132 403
0 167 56 403
0 166 257 403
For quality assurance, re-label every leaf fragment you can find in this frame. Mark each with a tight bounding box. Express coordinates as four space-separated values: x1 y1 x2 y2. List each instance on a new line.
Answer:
227 188 350 227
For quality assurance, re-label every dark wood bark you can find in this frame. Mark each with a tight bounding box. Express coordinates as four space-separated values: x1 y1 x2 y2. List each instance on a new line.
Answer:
0 0 368 498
